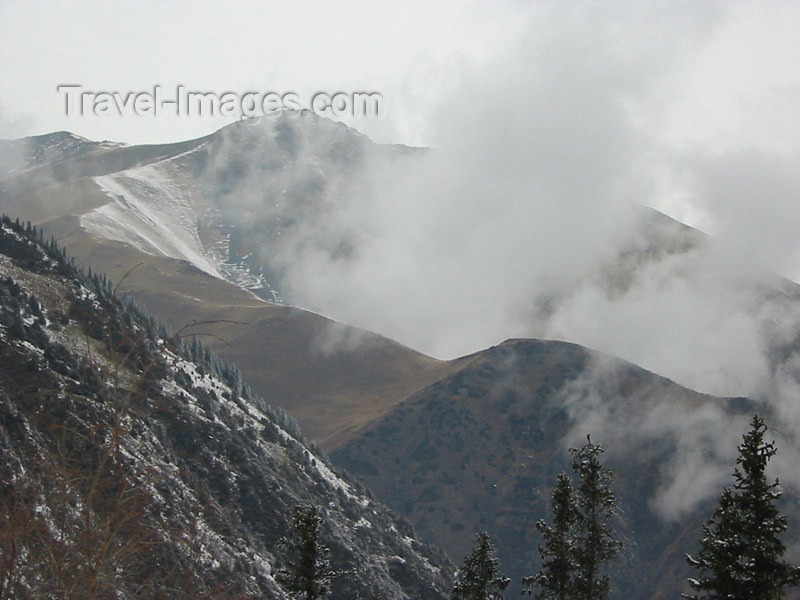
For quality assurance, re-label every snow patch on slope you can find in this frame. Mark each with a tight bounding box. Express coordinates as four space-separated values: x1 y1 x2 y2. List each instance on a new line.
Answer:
82 164 222 278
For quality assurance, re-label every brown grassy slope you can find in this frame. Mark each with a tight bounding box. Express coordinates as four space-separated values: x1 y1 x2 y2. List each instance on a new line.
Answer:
37 209 460 450
0 177 109 225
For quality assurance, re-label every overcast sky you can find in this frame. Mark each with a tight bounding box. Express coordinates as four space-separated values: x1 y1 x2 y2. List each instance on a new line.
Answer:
1 0 799 270
0 2 795 147
0 0 523 145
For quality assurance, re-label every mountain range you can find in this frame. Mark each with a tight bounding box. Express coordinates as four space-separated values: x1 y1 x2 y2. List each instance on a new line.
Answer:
2 114 799 598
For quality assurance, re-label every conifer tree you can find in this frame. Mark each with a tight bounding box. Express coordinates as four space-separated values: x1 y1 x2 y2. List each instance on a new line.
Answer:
450 532 510 600
685 415 800 599
570 436 621 600
276 505 334 600
523 473 579 599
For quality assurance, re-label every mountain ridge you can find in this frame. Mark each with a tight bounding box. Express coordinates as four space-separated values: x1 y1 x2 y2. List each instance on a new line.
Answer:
331 337 790 599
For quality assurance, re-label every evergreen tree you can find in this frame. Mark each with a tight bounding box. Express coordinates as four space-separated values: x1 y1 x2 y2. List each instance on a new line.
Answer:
570 436 621 600
685 415 800 599
276 505 334 600
523 473 579 599
450 532 510 600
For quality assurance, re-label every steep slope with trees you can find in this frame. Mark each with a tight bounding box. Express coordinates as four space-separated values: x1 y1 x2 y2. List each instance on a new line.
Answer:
0 217 453 599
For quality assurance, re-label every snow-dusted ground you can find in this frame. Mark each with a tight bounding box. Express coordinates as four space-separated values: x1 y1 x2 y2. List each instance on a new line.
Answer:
82 161 223 279
81 151 275 299
0 228 454 598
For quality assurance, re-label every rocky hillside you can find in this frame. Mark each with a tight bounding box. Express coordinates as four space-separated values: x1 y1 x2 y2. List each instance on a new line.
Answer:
0 216 453 599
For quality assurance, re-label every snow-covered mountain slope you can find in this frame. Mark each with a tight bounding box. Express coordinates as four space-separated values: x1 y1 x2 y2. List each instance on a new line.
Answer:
83 160 222 279
57 112 415 303
0 218 453 599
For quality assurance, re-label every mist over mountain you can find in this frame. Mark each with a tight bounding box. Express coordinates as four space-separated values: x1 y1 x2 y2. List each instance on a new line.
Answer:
6 108 800 431
3 106 800 479
2 116 800 598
